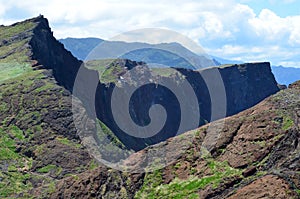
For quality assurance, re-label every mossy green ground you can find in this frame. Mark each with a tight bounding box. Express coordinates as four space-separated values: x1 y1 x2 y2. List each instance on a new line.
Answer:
0 70 47 197
0 126 34 197
85 59 184 83
0 21 35 39
135 158 243 199
0 68 77 197
0 21 36 82
0 62 97 197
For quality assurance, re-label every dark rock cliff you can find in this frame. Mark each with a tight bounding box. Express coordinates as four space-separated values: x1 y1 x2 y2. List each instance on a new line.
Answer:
28 16 83 91
89 62 280 151
24 16 280 151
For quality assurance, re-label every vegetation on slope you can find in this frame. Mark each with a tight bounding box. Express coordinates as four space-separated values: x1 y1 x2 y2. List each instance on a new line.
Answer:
0 16 299 199
0 18 96 198
85 58 185 84
0 69 96 198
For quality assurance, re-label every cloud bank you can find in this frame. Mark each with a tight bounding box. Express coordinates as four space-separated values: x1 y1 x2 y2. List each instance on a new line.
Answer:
0 0 299 67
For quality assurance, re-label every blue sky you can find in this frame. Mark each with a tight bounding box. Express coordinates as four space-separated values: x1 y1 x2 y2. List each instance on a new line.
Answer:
0 0 299 67
241 0 300 17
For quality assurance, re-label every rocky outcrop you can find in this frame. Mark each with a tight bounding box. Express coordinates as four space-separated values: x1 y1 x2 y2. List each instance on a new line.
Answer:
90 62 280 151
28 16 83 91
9 16 280 152
227 175 297 199
50 79 300 199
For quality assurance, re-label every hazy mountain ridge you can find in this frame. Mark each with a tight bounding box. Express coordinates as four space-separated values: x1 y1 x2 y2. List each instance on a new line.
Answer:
59 37 218 69
59 37 103 61
60 37 300 86
271 65 300 86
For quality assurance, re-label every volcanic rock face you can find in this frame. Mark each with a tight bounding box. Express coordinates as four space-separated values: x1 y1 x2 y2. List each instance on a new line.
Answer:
87 62 280 151
50 79 300 199
0 16 296 199
28 16 82 91
17 16 280 151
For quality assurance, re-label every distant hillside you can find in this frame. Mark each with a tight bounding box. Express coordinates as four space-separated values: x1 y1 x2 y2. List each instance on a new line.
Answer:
271 65 300 86
59 37 217 69
59 37 103 60
211 56 243 65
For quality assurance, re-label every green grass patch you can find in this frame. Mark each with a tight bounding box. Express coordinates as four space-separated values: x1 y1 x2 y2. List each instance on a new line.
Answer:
85 59 186 84
96 120 125 148
0 69 44 96
85 59 123 83
0 170 32 198
56 137 81 148
135 159 243 199
0 127 20 160
0 62 32 83
34 144 46 156
37 164 58 173
63 173 80 180
47 181 56 194
282 116 294 131
0 21 35 39
94 119 133 161
85 59 115 73
33 82 55 93
135 169 163 199
9 125 25 140
89 159 99 170
151 67 181 77
101 64 124 83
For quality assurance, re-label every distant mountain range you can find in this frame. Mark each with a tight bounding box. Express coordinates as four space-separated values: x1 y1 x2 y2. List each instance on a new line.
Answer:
59 37 102 60
270 65 300 86
59 37 218 69
59 37 300 86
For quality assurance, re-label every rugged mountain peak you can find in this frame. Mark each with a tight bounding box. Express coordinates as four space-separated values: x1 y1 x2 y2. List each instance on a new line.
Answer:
0 15 82 90
29 17 82 90
0 15 49 57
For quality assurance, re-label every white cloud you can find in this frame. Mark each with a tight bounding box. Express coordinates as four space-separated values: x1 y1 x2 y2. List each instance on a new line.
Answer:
249 9 290 41
208 44 300 67
0 0 299 66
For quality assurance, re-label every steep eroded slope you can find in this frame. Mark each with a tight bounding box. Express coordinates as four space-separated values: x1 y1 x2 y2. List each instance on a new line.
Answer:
0 16 290 198
50 81 300 199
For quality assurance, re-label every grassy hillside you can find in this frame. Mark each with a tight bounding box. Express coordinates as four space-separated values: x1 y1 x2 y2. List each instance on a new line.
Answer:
0 16 96 198
0 20 36 82
1 16 299 199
